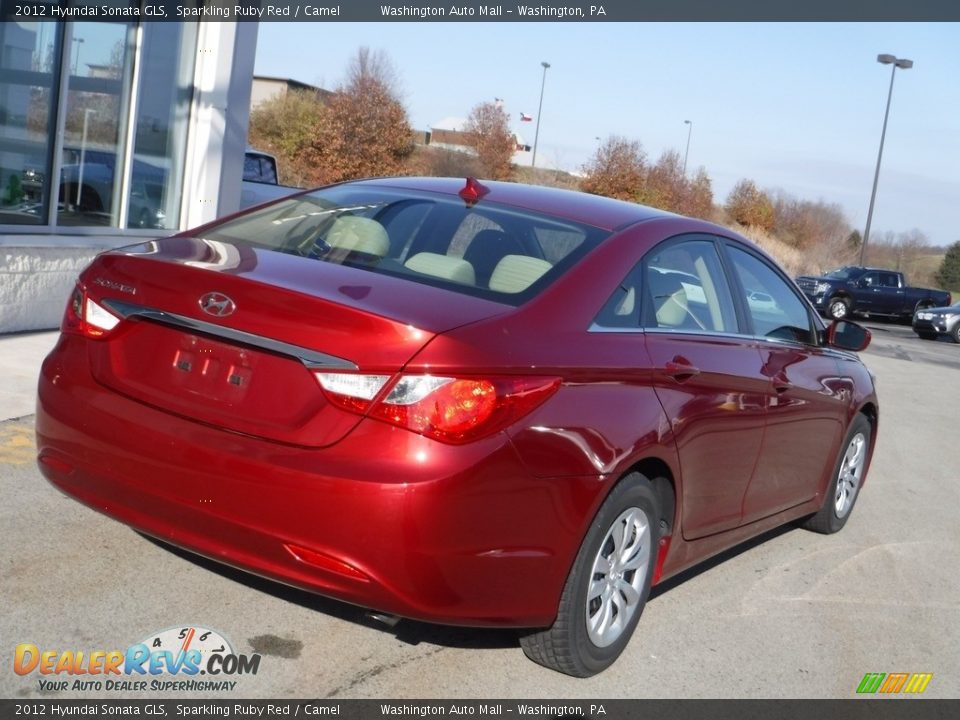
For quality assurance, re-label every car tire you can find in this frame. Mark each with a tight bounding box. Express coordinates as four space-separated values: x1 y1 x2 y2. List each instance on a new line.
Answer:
520 474 660 677
802 414 871 535
827 296 851 320
950 324 960 344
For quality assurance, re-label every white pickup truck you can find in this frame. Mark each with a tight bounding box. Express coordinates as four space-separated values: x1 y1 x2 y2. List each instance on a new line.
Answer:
240 149 303 209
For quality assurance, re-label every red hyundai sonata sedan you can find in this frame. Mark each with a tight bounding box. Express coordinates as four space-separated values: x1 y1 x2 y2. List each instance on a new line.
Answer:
36 177 878 676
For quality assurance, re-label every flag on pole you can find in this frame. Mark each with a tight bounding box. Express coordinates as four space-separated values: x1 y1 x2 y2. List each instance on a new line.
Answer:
520 113 533 122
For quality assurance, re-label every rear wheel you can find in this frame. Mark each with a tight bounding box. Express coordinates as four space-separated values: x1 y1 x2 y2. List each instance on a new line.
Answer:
520 474 659 677
802 414 871 534
827 296 850 320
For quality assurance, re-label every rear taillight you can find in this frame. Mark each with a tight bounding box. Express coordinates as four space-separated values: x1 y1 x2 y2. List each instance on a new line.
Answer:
62 286 121 339
314 372 560 444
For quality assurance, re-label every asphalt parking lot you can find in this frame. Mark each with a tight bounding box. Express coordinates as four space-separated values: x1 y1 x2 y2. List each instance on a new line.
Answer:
2 324 958 699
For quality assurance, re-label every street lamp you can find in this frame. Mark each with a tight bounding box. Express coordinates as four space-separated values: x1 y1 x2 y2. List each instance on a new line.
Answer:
531 61 550 170
682 120 693 175
72 37 85 75
860 53 913 266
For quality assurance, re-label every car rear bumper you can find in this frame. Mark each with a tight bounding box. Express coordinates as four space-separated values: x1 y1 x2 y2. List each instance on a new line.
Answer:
36 335 597 628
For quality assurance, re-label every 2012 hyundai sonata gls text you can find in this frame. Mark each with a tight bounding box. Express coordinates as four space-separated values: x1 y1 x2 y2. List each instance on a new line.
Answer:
36 177 878 677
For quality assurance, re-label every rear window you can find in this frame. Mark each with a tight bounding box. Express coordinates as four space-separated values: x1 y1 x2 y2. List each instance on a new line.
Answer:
201 185 609 305
243 154 278 184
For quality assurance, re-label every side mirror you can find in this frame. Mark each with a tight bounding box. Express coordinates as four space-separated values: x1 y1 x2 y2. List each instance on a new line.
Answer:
826 319 871 352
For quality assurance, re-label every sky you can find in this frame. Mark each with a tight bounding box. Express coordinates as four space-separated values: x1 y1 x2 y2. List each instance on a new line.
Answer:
254 22 960 247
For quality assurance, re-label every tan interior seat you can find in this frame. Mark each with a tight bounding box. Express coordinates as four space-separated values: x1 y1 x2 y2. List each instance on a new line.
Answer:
488 255 553 294
404 252 476 285
325 216 390 256
463 230 526 287
615 287 635 316
655 286 690 327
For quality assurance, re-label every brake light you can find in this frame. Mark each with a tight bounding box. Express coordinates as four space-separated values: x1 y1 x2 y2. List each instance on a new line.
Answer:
62 286 121 339
314 372 560 444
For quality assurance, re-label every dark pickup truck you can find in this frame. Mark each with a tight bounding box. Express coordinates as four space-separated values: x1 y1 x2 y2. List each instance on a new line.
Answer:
796 266 952 321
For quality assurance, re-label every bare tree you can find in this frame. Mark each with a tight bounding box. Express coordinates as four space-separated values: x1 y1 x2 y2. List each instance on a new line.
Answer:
770 190 850 251
345 47 401 97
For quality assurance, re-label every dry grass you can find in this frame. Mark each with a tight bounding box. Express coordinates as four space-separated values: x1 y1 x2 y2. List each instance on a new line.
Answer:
731 226 809 277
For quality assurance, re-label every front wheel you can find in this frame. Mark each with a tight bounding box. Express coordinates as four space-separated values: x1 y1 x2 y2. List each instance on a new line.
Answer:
802 414 871 534
827 296 851 320
952 324 960 344
520 474 659 677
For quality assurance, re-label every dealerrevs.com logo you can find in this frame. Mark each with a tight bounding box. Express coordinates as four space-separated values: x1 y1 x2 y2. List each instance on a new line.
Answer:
14 626 261 693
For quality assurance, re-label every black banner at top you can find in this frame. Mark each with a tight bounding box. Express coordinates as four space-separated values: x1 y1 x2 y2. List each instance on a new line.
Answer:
2 0 960 22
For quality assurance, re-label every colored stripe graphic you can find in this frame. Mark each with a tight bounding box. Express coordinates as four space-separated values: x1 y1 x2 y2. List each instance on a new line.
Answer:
880 673 909 693
857 672 932 694
904 673 933 694
857 673 885 694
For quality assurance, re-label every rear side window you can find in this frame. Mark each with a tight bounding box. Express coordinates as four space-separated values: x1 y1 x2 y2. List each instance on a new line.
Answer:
202 186 607 305
880 272 900 288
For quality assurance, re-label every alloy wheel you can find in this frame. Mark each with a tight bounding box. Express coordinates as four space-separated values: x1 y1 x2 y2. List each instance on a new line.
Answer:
835 432 866 518
585 507 650 648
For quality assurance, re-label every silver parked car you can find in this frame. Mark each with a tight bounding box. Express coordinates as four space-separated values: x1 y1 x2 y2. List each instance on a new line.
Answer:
913 300 960 343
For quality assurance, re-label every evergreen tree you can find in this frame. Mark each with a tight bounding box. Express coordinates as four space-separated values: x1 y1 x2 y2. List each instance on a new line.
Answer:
935 241 960 290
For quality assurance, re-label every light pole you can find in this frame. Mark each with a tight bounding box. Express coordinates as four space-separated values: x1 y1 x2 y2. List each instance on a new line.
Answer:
860 53 913 266
72 37 85 75
531 61 550 169
682 120 693 175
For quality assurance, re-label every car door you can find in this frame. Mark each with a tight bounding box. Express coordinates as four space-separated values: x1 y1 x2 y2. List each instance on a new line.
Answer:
854 270 882 312
640 237 769 540
876 271 906 314
721 242 850 522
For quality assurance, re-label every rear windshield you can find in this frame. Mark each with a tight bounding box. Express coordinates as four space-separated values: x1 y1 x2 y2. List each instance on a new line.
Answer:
201 185 609 305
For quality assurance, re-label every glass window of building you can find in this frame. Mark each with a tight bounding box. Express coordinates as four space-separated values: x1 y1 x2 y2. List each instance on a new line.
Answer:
0 20 197 232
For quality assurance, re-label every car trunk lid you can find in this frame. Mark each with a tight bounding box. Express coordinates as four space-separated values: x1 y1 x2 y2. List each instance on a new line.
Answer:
81 237 508 447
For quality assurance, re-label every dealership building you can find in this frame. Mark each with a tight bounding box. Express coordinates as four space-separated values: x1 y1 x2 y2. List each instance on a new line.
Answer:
0 19 259 333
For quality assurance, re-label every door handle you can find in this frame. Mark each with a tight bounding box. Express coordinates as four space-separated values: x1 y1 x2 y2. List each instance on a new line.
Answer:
664 357 700 382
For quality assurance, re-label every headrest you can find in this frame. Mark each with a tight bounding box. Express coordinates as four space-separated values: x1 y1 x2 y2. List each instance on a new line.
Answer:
488 255 552 293
326 216 389 256
404 252 476 285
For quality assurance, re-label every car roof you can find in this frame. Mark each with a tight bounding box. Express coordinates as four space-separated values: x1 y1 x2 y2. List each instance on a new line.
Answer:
351 177 672 232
